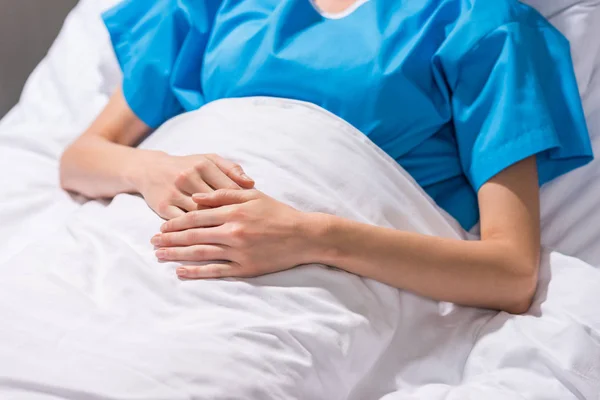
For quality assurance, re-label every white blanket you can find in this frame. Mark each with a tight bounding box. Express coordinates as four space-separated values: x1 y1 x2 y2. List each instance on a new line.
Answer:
1 97 600 399
1 0 600 398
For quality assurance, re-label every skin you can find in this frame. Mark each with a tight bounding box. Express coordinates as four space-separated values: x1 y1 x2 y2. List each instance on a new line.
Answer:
60 89 256 219
155 157 540 315
314 0 361 13
61 0 541 314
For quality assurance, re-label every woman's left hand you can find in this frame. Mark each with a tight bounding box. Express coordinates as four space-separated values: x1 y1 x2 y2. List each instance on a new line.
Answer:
152 189 323 279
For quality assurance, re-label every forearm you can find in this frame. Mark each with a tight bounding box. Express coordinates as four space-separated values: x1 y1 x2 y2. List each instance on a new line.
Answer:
59 88 153 198
305 213 538 313
60 136 158 198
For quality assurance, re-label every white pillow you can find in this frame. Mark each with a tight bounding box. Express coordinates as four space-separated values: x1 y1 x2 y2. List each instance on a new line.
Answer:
522 0 600 105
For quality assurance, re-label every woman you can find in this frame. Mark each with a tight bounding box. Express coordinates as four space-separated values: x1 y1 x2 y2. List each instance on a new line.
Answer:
60 0 593 314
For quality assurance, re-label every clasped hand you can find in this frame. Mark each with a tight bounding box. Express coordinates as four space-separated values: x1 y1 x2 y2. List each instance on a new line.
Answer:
151 188 322 279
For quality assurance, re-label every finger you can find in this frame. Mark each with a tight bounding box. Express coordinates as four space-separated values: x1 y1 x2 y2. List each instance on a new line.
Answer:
205 154 255 189
192 189 255 207
198 160 242 191
160 206 232 232
171 193 199 213
160 205 186 220
175 170 213 196
156 245 229 262
176 263 238 280
151 227 228 247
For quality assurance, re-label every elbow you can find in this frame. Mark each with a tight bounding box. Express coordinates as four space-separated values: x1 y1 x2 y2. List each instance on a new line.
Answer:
501 259 539 315
503 289 535 315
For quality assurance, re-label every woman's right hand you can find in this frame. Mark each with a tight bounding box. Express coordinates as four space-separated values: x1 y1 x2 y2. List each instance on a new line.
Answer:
135 152 255 220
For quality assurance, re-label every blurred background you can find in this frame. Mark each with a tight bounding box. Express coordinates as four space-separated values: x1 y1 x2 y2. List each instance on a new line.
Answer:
0 0 77 118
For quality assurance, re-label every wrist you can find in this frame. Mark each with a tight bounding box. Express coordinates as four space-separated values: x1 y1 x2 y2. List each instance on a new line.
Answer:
126 149 165 193
298 212 343 266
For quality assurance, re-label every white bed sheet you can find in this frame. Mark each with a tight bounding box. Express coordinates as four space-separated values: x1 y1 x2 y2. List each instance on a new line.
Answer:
0 1 599 399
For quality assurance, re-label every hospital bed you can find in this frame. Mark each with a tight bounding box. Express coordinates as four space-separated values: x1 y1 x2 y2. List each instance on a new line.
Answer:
0 0 599 398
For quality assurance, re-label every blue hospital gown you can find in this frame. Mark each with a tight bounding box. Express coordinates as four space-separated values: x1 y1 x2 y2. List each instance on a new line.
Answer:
103 0 593 230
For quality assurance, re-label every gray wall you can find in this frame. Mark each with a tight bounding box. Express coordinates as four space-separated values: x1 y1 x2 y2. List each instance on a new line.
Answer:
0 0 78 118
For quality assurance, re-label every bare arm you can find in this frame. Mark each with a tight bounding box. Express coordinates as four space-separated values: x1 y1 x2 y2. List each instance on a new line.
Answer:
156 156 540 314
311 156 540 313
60 88 153 198
60 89 255 219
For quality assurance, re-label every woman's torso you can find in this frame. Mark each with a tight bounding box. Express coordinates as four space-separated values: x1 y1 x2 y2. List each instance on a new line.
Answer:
107 0 583 229
194 0 504 228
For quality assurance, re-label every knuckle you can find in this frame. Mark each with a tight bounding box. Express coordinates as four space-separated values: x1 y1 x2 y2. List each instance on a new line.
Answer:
186 230 200 243
161 248 172 259
203 264 219 278
194 158 211 171
191 211 204 225
214 266 229 278
177 168 195 183
186 167 197 177
161 234 173 246
157 201 170 215
227 207 244 221
188 267 202 279
165 188 177 199
214 189 229 198
214 263 233 278
174 171 187 185
229 223 246 240
192 246 205 258
230 163 243 173
225 181 241 190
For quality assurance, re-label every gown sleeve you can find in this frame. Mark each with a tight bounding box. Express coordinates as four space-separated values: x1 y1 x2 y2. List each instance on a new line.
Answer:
102 0 221 128
442 20 593 191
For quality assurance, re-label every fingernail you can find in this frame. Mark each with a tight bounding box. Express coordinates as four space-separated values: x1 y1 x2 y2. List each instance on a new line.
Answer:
193 193 207 200
156 249 167 259
241 174 253 182
176 268 187 277
160 223 167 232
151 235 161 246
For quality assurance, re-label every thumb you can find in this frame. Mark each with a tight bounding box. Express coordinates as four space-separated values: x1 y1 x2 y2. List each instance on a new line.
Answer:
207 155 255 189
192 189 254 207
228 165 255 189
